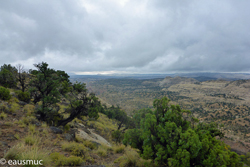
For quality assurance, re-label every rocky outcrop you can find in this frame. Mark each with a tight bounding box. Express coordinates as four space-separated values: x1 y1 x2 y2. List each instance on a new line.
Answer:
50 126 63 134
75 123 111 147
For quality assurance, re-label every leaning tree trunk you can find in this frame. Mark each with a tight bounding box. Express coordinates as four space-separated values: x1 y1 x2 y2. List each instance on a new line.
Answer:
57 111 80 127
57 106 88 127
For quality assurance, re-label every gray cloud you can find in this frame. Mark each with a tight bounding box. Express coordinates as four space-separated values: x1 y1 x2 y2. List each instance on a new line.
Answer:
0 0 250 74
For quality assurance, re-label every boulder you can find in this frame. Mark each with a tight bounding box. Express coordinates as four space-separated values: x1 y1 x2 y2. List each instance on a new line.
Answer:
76 129 111 147
63 133 74 141
18 101 27 106
63 128 77 141
49 126 63 134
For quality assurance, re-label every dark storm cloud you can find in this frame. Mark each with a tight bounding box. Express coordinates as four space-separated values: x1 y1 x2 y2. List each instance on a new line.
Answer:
0 0 250 74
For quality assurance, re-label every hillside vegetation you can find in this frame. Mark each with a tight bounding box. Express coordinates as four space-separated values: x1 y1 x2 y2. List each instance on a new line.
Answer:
88 76 250 154
0 62 249 166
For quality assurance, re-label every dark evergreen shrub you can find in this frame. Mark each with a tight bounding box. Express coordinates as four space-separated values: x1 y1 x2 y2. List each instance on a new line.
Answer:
0 86 11 100
17 91 31 103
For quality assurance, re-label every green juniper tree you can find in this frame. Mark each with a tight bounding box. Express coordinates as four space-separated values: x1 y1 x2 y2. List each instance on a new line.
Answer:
30 62 102 126
0 64 17 88
123 97 242 167
29 62 61 123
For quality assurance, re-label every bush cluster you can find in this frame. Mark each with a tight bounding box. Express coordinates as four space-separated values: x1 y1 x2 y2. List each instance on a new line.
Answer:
0 86 11 100
17 91 31 103
123 97 243 166
61 142 87 157
50 152 83 166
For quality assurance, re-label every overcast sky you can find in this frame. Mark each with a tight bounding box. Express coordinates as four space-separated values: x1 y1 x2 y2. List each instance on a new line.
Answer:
1 0 250 74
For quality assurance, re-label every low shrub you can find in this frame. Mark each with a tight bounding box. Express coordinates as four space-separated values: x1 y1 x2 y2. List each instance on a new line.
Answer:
75 137 97 150
41 122 48 128
4 143 51 166
112 130 124 143
19 116 37 126
24 104 35 116
94 145 110 157
14 134 20 140
61 142 87 157
63 124 70 131
0 104 9 112
28 124 36 134
0 112 7 119
0 86 11 100
17 91 31 103
9 102 20 113
4 121 13 126
82 140 97 150
96 147 107 157
115 146 153 167
75 135 84 143
113 144 125 153
50 152 62 162
50 152 83 166
4 144 22 160
25 135 40 146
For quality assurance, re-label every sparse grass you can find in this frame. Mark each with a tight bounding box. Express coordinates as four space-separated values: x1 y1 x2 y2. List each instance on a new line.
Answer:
4 134 51 166
96 146 107 157
42 138 55 148
75 137 97 150
25 134 40 146
53 139 61 146
28 124 36 134
14 134 20 140
75 135 84 143
17 120 27 128
42 129 49 137
0 103 9 112
24 104 35 116
113 144 125 153
82 140 97 150
93 144 111 157
61 141 87 157
115 146 153 167
9 100 20 113
102 162 115 167
18 116 37 127
41 122 48 128
4 121 13 126
56 134 63 140
4 144 22 160
20 148 51 167
50 152 83 166
87 113 118 140
4 143 51 166
0 112 7 119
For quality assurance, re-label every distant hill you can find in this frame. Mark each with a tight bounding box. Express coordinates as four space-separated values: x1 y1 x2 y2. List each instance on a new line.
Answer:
176 72 250 81
159 76 199 87
192 76 218 82
70 72 250 84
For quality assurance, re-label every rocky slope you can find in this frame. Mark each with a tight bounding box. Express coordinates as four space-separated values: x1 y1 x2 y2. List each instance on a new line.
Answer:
0 95 135 166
